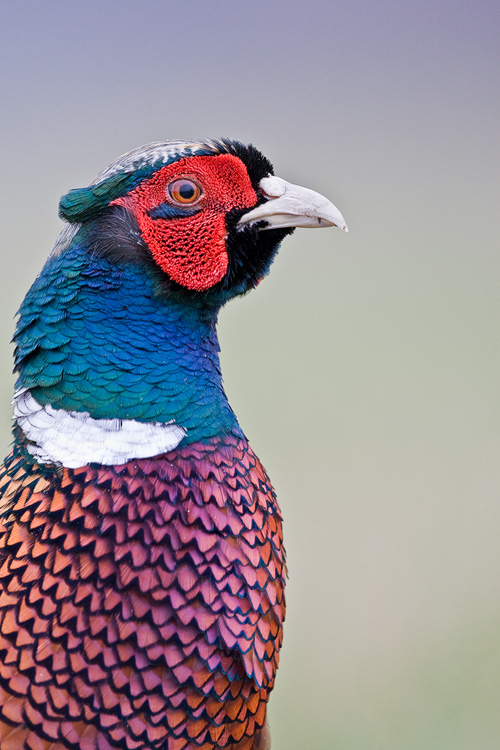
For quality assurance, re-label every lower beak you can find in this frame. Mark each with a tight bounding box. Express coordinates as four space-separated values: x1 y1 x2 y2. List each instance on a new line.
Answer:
237 175 348 232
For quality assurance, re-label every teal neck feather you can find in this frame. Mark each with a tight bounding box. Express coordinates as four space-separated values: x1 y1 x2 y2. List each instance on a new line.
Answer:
14 242 241 445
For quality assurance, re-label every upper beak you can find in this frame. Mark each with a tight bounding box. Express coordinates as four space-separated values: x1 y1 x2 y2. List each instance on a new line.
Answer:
237 175 348 232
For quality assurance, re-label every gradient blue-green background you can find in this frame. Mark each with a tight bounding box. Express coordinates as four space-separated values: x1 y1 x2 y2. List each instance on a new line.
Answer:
1 2 499 747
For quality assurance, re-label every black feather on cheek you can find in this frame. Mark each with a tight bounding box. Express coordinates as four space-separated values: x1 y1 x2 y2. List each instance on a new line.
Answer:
87 205 153 266
220 207 294 293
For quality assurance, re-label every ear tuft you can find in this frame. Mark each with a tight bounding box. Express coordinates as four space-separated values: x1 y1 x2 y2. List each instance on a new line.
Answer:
58 173 139 223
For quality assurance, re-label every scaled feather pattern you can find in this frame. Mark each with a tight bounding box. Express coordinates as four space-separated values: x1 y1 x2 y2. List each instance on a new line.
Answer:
0 436 284 749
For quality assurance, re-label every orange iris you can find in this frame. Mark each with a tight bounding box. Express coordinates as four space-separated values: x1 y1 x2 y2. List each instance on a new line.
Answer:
167 178 203 205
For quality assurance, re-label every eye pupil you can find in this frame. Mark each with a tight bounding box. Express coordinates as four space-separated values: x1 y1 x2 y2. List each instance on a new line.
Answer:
179 183 195 200
167 178 202 205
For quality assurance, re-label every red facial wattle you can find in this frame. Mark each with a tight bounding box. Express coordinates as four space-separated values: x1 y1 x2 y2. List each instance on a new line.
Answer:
112 154 258 291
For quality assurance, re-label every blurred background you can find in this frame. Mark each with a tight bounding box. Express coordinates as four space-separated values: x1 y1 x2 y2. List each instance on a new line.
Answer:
1 1 499 747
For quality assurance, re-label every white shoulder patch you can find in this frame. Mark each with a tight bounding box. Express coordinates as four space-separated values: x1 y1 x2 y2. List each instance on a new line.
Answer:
13 390 186 469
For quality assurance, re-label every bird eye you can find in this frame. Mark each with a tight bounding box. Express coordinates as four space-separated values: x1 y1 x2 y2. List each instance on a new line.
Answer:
167 178 203 205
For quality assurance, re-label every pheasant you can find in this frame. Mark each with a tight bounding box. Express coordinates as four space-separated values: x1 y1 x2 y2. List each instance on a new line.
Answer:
0 139 347 750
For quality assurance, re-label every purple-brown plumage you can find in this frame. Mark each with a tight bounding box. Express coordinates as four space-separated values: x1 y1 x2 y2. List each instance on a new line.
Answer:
0 434 285 749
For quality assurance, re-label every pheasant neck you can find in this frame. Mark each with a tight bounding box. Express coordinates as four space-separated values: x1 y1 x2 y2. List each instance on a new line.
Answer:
14 243 241 446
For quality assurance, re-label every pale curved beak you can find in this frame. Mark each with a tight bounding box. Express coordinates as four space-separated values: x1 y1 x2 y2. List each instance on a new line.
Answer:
237 175 349 232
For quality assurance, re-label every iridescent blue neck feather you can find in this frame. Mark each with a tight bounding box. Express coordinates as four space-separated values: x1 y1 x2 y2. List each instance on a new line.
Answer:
14 240 241 445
